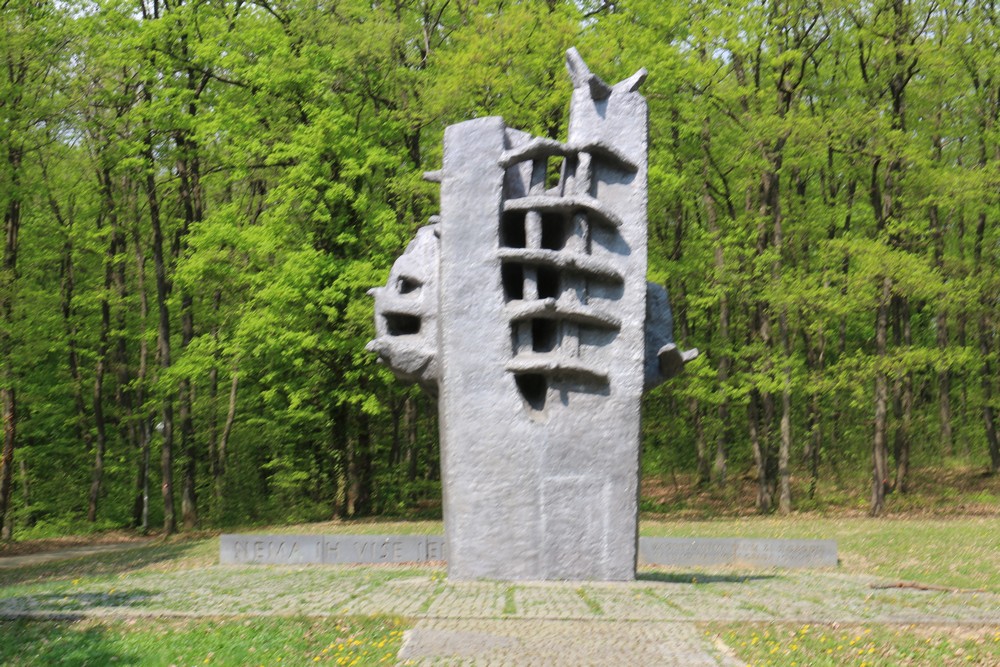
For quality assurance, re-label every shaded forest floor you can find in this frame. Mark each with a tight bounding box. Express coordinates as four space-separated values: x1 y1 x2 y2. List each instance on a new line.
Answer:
640 463 1000 519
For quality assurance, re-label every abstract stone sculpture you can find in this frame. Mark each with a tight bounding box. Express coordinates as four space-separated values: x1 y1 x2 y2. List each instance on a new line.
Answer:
368 48 696 581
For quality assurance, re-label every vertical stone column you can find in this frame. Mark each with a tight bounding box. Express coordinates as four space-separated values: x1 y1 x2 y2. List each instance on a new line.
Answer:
368 49 687 581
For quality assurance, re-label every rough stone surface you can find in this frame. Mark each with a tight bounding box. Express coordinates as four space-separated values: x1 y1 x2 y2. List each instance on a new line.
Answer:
219 534 446 565
368 48 696 582
219 534 835 570
639 537 838 569
366 224 440 392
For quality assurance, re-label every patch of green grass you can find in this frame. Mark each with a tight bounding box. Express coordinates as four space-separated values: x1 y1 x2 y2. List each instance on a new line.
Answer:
234 520 444 536
713 622 1000 667
416 576 445 614
576 587 603 615
640 516 1000 591
502 586 516 615
0 616 407 665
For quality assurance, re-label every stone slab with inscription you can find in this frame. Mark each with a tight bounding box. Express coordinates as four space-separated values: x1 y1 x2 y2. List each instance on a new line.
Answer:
219 534 447 565
638 537 837 569
220 534 833 569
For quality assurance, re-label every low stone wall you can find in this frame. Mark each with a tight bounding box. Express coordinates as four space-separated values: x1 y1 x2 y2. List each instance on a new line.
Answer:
219 534 836 569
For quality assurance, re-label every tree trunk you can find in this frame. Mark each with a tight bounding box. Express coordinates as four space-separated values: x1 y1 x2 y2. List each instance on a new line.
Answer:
0 387 14 539
217 369 238 502
88 231 116 522
937 308 953 457
389 395 402 468
974 212 1000 473
982 316 1000 474
701 114 729 486
143 121 175 534
892 296 913 493
207 292 221 506
175 51 205 532
0 147 22 539
179 296 196 530
405 396 419 483
872 276 892 516
691 398 709 486
749 390 770 513
807 389 821 498
130 217 152 532
17 457 30 527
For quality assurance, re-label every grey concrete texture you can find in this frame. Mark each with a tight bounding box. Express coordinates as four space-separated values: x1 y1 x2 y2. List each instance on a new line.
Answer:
368 47 697 582
397 619 745 666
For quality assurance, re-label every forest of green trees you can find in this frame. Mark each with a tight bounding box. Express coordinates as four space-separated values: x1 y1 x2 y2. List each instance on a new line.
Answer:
1 0 998 538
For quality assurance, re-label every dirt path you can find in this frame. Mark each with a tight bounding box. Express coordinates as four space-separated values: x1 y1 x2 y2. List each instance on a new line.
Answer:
0 541 155 569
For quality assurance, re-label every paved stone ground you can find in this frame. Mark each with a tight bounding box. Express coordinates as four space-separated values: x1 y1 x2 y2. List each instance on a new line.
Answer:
397 619 745 666
1 559 998 665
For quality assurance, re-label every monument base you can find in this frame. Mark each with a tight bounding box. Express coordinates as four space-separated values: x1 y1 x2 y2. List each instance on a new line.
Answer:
220 534 837 570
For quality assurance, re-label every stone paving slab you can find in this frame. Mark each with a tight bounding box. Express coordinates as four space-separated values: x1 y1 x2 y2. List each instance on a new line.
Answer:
3 566 998 625
397 619 745 666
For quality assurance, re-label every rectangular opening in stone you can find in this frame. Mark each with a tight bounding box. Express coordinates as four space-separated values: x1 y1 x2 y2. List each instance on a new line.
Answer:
536 265 560 299
501 211 527 248
546 157 564 191
515 373 547 411
540 212 566 250
531 318 558 352
385 313 421 336
502 263 524 300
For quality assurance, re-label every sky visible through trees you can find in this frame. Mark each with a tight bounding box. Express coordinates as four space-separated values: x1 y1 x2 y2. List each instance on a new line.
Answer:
0 0 997 537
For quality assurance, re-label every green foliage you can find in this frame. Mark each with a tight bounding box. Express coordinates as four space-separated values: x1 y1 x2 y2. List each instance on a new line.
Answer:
1 0 999 535
0 616 407 666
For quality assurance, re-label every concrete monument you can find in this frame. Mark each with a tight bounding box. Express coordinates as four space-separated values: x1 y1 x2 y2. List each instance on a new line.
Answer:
368 48 696 581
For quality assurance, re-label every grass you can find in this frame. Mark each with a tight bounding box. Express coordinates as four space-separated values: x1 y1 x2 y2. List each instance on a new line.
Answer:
0 616 405 666
712 622 1000 667
575 587 603 615
221 520 444 537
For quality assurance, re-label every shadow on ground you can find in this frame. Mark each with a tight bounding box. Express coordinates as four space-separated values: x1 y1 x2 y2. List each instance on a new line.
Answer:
0 541 208 588
638 571 777 584
0 590 156 616
0 618 139 665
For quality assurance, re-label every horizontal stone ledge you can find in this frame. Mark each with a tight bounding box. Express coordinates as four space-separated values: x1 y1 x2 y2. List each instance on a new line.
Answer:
220 534 836 569
639 537 838 569
220 534 448 565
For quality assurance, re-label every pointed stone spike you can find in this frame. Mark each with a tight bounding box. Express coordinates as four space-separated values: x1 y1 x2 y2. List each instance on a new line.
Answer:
615 68 648 93
565 47 611 100
565 47 591 87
